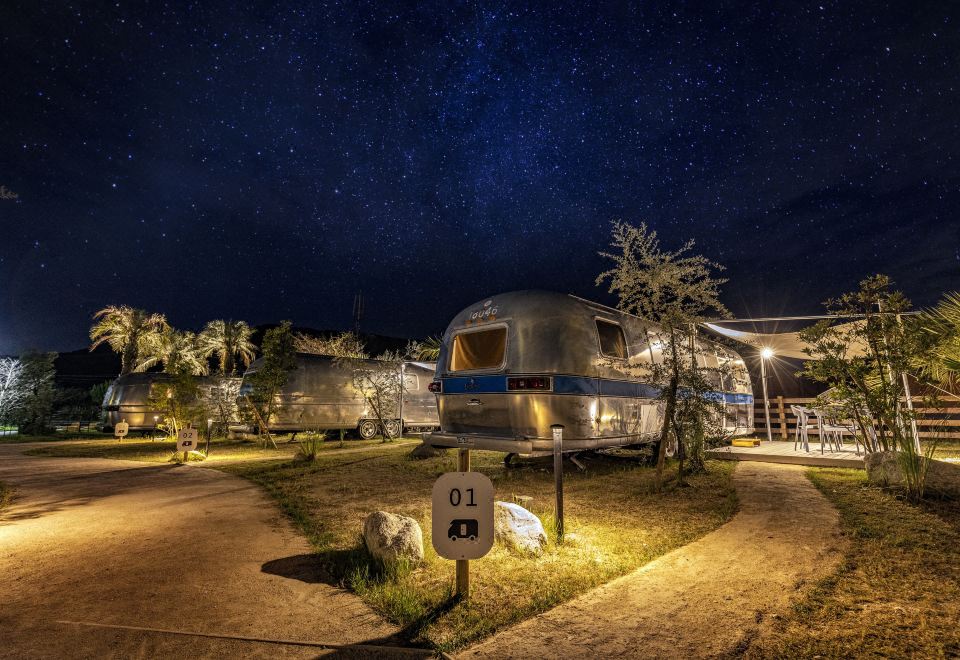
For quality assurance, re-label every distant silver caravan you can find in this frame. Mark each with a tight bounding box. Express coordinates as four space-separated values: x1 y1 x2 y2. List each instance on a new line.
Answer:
237 353 440 438
426 290 754 455
100 372 241 432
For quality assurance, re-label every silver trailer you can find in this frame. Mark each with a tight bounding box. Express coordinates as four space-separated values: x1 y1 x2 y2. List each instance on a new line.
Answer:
426 290 754 455
100 373 242 432
237 353 440 438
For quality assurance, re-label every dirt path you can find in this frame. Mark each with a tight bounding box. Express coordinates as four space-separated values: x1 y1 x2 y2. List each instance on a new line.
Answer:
460 462 847 659
0 445 407 659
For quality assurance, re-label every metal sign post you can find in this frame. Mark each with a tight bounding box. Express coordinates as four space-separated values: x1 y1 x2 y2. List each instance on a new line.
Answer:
114 421 129 443
552 424 564 544
431 449 494 601
456 448 469 597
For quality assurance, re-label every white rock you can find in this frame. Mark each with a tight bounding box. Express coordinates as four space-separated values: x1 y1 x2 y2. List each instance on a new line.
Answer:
362 511 424 565
494 501 548 556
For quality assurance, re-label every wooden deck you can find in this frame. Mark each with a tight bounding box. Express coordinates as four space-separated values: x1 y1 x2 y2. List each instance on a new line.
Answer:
708 440 865 468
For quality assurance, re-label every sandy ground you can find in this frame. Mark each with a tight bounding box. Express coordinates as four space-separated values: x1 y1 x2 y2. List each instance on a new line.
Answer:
0 445 415 659
460 462 847 659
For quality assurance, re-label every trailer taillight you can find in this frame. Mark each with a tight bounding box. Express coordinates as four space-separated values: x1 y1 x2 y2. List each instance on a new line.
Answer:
428 381 442 393
507 376 551 391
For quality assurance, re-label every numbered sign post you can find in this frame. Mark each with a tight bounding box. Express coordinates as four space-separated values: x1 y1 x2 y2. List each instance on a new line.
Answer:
114 421 129 442
177 426 199 462
432 450 494 599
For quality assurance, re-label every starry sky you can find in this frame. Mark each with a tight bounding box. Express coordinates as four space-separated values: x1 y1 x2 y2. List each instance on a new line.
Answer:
2 1 959 355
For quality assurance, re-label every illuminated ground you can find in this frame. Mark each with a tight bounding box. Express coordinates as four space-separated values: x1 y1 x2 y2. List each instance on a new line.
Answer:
0 443 412 658
462 462 846 658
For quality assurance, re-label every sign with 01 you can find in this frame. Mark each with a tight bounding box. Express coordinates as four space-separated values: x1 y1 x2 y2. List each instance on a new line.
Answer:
431 471 495 560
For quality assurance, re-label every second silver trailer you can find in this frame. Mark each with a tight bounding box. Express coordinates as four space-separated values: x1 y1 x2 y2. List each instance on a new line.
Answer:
238 353 440 438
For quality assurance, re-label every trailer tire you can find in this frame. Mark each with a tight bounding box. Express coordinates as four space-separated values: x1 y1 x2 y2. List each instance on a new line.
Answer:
358 420 378 439
383 419 401 438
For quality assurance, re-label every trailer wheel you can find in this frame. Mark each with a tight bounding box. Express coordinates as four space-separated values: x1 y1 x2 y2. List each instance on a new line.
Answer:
383 419 401 438
358 420 378 439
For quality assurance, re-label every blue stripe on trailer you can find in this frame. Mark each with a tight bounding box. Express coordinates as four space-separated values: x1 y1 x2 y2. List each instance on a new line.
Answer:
440 375 752 404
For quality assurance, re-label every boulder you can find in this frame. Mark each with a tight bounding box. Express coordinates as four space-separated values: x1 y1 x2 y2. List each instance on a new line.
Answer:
494 501 548 556
865 451 960 498
409 442 448 459
362 511 424 565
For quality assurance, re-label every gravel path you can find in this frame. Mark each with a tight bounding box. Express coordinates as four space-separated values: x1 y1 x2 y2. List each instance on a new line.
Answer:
0 445 406 659
460 462 847 659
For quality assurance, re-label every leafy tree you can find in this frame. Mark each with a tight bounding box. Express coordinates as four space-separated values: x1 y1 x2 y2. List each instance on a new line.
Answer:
293 331 368 358
199 319 257 375
12 352 57 434
345 348 407 441
800 275 936 502
148 373 205 440
138 328 208 375
0 357 25 425
597 220 729 490
90 305 168 375
204 376 241 437
245 321 297 435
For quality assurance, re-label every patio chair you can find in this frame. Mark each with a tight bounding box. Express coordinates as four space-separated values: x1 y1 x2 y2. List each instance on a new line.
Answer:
791 405 817 452
811 407 846 454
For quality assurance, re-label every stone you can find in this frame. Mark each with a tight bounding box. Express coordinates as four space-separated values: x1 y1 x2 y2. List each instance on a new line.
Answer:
494 501 548 556
409 442 448 459
362 511 424 565
865 451 960 498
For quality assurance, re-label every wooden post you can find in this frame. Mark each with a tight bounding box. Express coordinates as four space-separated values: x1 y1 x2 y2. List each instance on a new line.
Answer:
456 448 470 600
777 396 787 440
552 424 564 544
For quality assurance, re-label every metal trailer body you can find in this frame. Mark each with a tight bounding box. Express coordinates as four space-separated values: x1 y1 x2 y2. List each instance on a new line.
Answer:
237 353 440 438
100 373 242 432
426 290 754 455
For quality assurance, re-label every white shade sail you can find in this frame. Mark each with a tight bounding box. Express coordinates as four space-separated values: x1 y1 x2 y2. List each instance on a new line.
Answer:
702 321 868 360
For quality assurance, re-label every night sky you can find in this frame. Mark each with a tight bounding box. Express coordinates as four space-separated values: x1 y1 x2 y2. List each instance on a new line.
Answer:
2 2 959 355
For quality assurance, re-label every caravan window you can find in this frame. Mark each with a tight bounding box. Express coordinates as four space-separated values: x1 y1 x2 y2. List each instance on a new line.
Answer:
450 327 507 371
596 320 628 359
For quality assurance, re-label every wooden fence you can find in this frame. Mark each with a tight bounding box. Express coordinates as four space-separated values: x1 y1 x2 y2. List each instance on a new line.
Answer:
754 396 960 440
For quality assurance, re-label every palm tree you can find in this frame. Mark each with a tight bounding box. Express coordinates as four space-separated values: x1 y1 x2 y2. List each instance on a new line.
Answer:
90 305 168 375
198 320 257 375
919 292 960 391
413 335 442 361
138 328 208 375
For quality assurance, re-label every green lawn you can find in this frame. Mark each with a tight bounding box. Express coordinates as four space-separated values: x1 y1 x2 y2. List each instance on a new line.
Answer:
22 435 400 463
0 430 116 444
220 449 738 652
745 468 960 658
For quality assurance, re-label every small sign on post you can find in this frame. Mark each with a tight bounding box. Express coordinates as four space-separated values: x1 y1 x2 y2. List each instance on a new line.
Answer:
114 421 129 442
432 458 494 600
177 426 199 461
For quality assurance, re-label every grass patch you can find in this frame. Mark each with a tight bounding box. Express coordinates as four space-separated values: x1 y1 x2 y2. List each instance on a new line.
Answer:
0 430 115 444
23 436 399 463
220 448 738 652
745 468 960 658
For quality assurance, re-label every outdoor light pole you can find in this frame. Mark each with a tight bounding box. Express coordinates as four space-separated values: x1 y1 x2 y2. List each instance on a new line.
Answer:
760 348 773 443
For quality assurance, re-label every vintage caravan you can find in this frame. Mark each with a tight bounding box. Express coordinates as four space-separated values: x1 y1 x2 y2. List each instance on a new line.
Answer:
100 373 241 432
425 290 754 455
237 353 440 438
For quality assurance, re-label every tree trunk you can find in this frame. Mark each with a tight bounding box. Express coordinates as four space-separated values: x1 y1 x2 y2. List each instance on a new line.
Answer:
655 375 678 492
